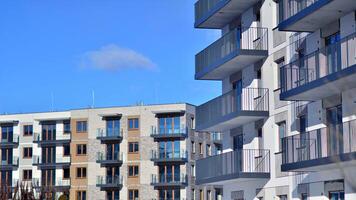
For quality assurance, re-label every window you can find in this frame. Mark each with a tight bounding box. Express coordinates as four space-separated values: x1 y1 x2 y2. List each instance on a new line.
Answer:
23 169 32 180
128 118 139 130
63 168 70 179
159 116 181 134
276 57 285 89
76 121 87 133
76 167 87 178
76 144 87 155
192 189 195 200
191 165 195 177
200 190 203 200
199 143 203 155
128 189 139 200
128 142 139 153
278 121 286 152
76 191 86 200
257 68 262 79
192 141 196 154
191 117 195 129
63 144 70 156
128 165 139 177
63 120 71 133
278 195 287 200
206 144 211 156
301 193 308 200
207 190 212 200
23 147 32 158
23 125 33 136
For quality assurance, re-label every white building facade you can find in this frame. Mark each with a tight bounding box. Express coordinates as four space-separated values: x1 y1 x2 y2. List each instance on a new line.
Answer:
194 0 356 200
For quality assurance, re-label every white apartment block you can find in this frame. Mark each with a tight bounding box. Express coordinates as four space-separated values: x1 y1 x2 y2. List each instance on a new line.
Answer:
0 103 221 200
193 0 356 200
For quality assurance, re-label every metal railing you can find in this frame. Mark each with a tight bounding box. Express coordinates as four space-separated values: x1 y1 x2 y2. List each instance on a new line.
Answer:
56 178 70 186
151 150 187 160
0 135 19 144
282 119 356 165
97 151 123 162
96 175 123 186
0 156 19 166
32 155 71 164
196 88 269 128
194 0 224 22
280 31 356 94
195 27 268 76
196 149 270 181
33 132 70 142
151 174 187 184
211 132 222 141
278 0 321 23
150 125 187 136
96 128 122 138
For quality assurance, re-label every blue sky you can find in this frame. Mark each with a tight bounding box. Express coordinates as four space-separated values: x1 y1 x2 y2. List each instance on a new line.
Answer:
0 0 221 114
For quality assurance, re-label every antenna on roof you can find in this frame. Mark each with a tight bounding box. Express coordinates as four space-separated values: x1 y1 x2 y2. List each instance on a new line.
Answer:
91 90 95 108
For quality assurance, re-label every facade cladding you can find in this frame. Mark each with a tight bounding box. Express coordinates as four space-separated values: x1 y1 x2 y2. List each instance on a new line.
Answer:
0 103 222 200
194 0 356 200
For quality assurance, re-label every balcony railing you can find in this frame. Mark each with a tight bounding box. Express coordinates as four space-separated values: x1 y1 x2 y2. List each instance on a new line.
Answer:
151 150 187 162
278 0 320 24
32 155 71 165
281 119 356 171
0 157 19 167
280 31 356 100
0 135 19 144
96 175 123 187
195 0 223 23
150 125 188 139
211 132 222 141
151 174 187 185
56 178 71 186
196 88 269 131
195 27 268 79
96 128 123 138
33 133 70 142
196 149 270 184
97 152 123 163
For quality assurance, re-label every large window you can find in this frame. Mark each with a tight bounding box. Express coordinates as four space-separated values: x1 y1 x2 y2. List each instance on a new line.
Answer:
159 116 181 134
42 124 56 141
63 120 71 134
23 125 33 136
159 189 180 200
63 144 70 156
1 126 13 142
128 165 139 177
106 119 120 136
159 165 180 183
76 121 87 133
159 141 180 159
128 118 139 130
128 142 139 153
128 189 139 200
107 144 120 160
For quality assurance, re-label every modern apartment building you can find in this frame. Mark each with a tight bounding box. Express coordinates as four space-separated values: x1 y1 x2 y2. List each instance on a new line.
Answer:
0 103 220 200
194 0 356 200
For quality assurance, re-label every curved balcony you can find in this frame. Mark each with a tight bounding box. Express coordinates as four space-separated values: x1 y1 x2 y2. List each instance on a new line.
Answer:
195 27 268 80
96 175 123 191
195 0 263 28
280 32 356 101
196 88 269 132
277 0 356 32
281 119 356 172
196 149 270 185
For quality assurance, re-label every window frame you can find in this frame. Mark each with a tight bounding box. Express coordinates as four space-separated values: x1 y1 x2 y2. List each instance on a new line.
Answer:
63 144 71 157
76 144 87 156
63 168 70 180
128 189 139 200
23 147 33 159
128 165 139 177
23 169 32 180
23 125 33 137
76 167 87 179
128 142 139 153
128 118 139 130
76 191 86 200
76 121 87 133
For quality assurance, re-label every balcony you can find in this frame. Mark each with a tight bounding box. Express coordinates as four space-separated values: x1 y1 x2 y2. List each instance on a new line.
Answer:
96 152 123 167
150 126 188 141
0 157 19 170
96 176 123 191
277 0 356 32
281 120 356 172
211 132 223 144
280 32 356 101
150 150 188 164
196 149 270 185
151 174 187 189
196 88 269 132
33 155 71 169
33 133 70 146
0 135 19 148
195 27 268 80
31 178 70 192
96 128 123 143
194 0 262 28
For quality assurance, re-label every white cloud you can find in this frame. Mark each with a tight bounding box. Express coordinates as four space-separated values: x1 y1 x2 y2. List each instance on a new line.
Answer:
81 44 156 71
